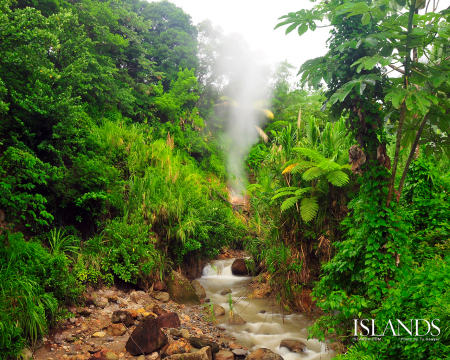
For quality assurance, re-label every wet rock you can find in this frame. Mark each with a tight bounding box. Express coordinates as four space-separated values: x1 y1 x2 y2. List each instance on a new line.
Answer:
145 302 157 311
231 349 248 359
162 339 192 357
66 335 76 343
220 289 232 296
111 310 134 327
165 346 212 360
130 291 149 305
156 312 181 329
106 323 127 336
214 350 234 360
105 352 118 360
104 290 118 302
154 281 167 291
166 270 201 305
92 332 106 338
125 315 168 355
212 304 225 318
246 348 283 360
137 353 158 360
191 280 207 299
53 333 66 344
280 340 306 353
20 348 33 359
228 315 246 325
231 259 250 276
94 297 108 309
153 292 170 303
204 298 211 303
153 305 168 316
170 328 191 340
189 337 219 353
259 310 266 314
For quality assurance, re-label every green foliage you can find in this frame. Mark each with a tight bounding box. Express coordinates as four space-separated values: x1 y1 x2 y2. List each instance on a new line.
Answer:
0 231 81 358
0 147 54 229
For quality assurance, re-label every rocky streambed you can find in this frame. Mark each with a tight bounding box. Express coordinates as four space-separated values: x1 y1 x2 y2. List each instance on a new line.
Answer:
31 258 335 360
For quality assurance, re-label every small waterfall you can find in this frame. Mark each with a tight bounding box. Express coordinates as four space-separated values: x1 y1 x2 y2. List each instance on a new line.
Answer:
198 259 336 360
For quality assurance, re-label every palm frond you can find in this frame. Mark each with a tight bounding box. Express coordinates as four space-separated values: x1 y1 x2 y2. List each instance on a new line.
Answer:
275 186 298 193
291 161 318 174
255 125 269 143
282 163 298 174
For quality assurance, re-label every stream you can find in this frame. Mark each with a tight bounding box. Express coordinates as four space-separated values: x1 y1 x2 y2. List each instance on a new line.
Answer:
198 259 336 360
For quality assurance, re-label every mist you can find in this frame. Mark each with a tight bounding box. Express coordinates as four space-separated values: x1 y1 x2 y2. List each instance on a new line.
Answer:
214 34 272 195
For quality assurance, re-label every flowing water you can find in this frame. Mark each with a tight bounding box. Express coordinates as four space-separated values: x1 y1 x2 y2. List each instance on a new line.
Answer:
198 259 336 360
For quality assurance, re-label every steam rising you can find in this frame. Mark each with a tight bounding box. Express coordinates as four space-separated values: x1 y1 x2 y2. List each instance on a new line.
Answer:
216 36 272 194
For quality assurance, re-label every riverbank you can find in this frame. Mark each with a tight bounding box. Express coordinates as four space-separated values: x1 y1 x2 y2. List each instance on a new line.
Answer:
30 256 335 360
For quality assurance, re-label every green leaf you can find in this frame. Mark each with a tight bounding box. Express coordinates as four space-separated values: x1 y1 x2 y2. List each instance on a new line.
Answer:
361 13 371 25
325 170 350 186
285 22 299 35
298 23 308 36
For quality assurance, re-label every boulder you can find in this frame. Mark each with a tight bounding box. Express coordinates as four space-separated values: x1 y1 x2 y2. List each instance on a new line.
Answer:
106 323 126 336
156 312 181 329
220 289 232 296
166 270 201 305
111 310 134 327
153 292 170 303
125 315 168 355
145 302 157 311
212 304 225 318
246 348 283 360
165 347 212 360
189 337 219 353
279 340 306 353
191 280 207 299
78 308 93 317
214 350 234 360
228 314 246 325
231 259 250 276
103 290 118 302
92 332 106 338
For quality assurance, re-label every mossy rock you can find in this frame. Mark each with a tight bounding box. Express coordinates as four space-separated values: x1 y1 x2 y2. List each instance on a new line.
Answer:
167 270 201 305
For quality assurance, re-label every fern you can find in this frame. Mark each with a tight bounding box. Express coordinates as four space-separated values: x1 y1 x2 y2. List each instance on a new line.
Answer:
290 161 317 174
275 186 298 193
326 170 349 186
303 166 326 181
294 187 313 196
293 147 326 162
281 196 300 212
318 159 341 172
282 163 298 174
270 191 297 202
300 197 319 222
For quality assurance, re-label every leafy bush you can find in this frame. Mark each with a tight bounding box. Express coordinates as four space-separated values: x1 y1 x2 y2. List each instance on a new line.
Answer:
0 231 81 358
337 257 450 360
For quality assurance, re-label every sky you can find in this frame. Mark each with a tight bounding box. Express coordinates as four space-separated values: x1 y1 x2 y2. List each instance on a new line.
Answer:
147 0 331 76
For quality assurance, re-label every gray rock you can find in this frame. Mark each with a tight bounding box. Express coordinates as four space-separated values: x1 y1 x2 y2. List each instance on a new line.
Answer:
166 346 212 360
231 349 248 359
220 289 232 296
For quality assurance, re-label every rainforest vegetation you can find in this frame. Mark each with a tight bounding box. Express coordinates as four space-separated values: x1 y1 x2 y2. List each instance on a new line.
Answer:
0 0 449 359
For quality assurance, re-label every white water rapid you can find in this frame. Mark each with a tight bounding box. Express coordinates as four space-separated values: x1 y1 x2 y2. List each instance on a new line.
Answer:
197 259 336 360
